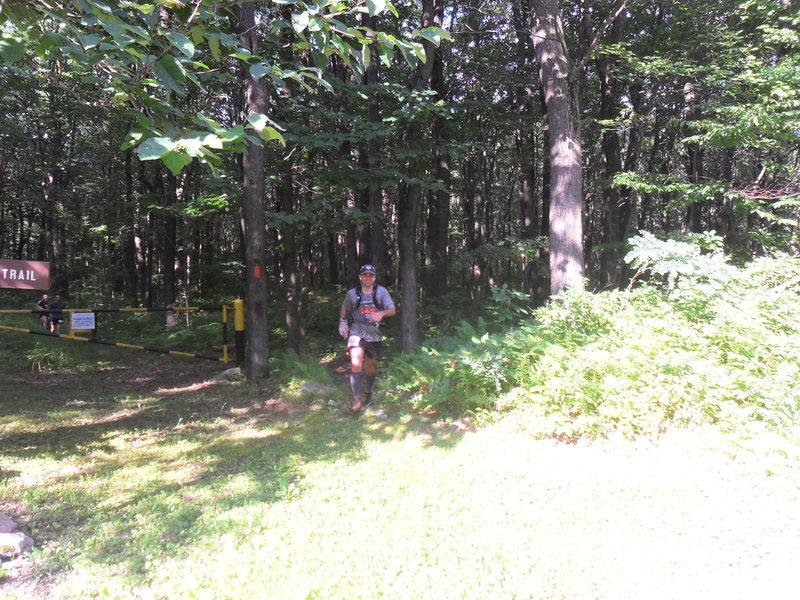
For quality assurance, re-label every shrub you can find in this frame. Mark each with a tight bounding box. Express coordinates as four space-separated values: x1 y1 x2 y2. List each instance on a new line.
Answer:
387 242 800 443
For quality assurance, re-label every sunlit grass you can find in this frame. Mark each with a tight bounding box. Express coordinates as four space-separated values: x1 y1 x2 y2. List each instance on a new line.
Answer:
2 352 800 599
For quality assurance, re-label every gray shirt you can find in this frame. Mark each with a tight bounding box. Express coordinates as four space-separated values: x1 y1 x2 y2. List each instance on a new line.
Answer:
341 285 395 342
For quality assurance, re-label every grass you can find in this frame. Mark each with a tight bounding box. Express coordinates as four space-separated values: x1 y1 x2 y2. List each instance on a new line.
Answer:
0 356 487 599
3 355 799 600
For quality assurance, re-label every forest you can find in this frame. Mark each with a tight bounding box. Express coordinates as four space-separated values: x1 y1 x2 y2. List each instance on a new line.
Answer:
3 3 800 596
1 0 798 375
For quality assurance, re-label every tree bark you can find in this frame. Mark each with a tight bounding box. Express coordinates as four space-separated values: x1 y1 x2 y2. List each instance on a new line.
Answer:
397 0 441 353
531 0 585 296
279 162 302 355
512 0 540 296
123 149 139 305
424 37 450 300
683 82 704 233
595 14 626 289
162 170 178 325
359 14 387 274
237 1 270 377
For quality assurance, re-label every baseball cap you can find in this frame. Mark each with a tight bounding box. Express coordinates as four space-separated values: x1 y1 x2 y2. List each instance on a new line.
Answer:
359 264 377 275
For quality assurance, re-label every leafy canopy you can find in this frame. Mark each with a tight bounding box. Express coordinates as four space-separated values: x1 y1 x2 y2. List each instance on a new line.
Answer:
0 0 448 174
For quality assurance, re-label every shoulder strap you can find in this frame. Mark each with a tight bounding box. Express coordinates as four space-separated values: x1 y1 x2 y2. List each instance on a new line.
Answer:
355 286 363 310
354 286 383 311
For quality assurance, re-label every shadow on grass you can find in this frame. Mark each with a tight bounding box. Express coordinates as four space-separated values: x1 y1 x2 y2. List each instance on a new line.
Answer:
0 361 467 582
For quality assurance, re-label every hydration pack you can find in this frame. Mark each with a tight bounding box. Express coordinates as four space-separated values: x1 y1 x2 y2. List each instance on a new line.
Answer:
355 285 385 311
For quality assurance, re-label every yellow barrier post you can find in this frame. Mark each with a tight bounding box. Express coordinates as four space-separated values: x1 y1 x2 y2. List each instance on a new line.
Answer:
233 299 245 367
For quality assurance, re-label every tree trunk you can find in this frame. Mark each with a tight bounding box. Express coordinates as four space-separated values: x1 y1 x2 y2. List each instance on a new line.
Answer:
359 14 387 274
397 0 441 353
398 169 421 353
596 14 626 289
279 162 302 355
683 82 704 233
424 39 450 300
531 0 585 296
123 149 139 305
513 0 540 296
162 171 178 323
237 2 270 378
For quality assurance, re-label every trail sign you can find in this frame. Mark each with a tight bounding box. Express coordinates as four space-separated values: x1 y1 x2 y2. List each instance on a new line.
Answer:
0 260 50 290
71 312 96 330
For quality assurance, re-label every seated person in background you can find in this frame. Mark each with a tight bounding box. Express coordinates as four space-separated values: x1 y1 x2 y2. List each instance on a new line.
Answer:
36 294 50 330
47 295 65 335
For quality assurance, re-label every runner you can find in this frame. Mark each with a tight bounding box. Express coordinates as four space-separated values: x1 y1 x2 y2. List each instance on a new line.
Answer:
338 264 396 412
35 293 50 330
47 295 65 335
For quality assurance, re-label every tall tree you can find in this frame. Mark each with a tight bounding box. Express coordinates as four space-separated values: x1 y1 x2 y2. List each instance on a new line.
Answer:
592 11 627 288
423 13 451 301
531 0 585 295
236 2 270 377
531 0 629 296
397 0 444 353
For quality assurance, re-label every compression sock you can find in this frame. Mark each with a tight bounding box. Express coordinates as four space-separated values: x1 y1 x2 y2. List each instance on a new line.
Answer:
349 372 362 398
363 374 376 402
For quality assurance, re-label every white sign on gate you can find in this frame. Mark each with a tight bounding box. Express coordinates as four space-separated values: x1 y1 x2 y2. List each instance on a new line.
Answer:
71 312 96 330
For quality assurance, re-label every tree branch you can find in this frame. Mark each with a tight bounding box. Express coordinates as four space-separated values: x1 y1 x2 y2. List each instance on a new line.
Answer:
573 0 631 76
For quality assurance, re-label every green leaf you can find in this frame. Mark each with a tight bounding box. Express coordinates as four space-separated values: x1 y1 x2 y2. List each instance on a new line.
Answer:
301 70 333 92
165 31 195 58
136 137 175 160
366 0 386 16
206 33 221 61
308 16 324 33
87 0 113 14
120 130 145 151
229 50 254 61
414 27 452 46
154 55 187 95
259 127 286 146
162 150 191 175
246 113 270 132
188 25 205 45
0 35 25 64
385 0 399 17
220 125 246 142
377 40 393 67
397 42 418 68
292 11 310 33
119 2 157 15
250 63 270 81
199 133 224 150
363 44 371 69
35 33 70 57
77 32 101 49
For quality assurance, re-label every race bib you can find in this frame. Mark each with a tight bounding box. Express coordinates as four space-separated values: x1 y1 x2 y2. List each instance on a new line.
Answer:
347 335 362 348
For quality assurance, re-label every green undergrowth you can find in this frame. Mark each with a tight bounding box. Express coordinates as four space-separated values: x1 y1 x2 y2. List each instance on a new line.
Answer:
391 237 800 443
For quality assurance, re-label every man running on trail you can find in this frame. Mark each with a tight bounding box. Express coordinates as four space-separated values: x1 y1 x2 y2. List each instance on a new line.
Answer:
47 295 65 335
36 293 50 330
339 264 396 412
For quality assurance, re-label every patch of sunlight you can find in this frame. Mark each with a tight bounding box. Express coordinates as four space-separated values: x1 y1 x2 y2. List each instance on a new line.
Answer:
6 457 73 486
227 426 281 440
217 472 260 497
